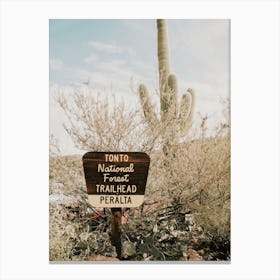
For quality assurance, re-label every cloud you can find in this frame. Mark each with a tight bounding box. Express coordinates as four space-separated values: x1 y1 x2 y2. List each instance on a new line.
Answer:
49 58 63 71
88 40 136 56
169 20 230 82
98 59 126 71
84 53 98 64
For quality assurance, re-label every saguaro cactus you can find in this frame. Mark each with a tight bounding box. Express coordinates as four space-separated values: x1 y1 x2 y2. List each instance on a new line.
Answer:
138 19 195 155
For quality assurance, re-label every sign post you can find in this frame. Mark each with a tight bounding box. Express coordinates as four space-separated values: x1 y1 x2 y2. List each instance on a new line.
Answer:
82 152 150 258
110 207 122 258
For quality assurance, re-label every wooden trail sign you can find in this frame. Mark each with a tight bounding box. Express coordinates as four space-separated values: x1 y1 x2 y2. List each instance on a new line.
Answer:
82 152 150 208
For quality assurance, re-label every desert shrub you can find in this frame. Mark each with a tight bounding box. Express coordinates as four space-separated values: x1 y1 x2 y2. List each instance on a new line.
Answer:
49 203 117 261
49 88 230 260
122 200 193 260
49 133 118 261
54 88 157 153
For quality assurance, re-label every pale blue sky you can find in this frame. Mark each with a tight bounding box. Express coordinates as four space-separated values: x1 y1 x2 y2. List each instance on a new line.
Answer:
49 19 230 154
50 19 157 88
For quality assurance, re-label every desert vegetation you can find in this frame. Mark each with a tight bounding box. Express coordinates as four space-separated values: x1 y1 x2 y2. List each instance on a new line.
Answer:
49 19 230 261
49 93 230 261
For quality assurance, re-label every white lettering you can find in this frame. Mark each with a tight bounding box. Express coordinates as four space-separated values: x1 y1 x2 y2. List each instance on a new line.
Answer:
104 154 129 162
103 173 130 183
96 184 137 194
97 163 134 173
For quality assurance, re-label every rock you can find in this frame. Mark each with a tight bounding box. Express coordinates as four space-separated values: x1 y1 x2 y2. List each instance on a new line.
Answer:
87 255 119 261
123 241 136 257
187 249 203 261
197 249 205 255
190 238 197 244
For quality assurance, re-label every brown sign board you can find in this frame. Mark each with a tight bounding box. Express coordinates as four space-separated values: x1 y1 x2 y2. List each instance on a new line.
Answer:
82 152 150 207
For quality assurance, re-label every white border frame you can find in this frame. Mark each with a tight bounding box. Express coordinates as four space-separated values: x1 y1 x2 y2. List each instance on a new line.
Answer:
1 1 279 280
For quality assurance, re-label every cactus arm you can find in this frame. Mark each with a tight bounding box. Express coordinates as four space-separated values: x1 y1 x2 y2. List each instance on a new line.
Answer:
167 74 178 118
179 88 195 133
138 84 159 128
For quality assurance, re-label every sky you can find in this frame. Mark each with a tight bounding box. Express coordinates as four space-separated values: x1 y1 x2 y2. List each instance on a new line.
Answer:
49 19 230 155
